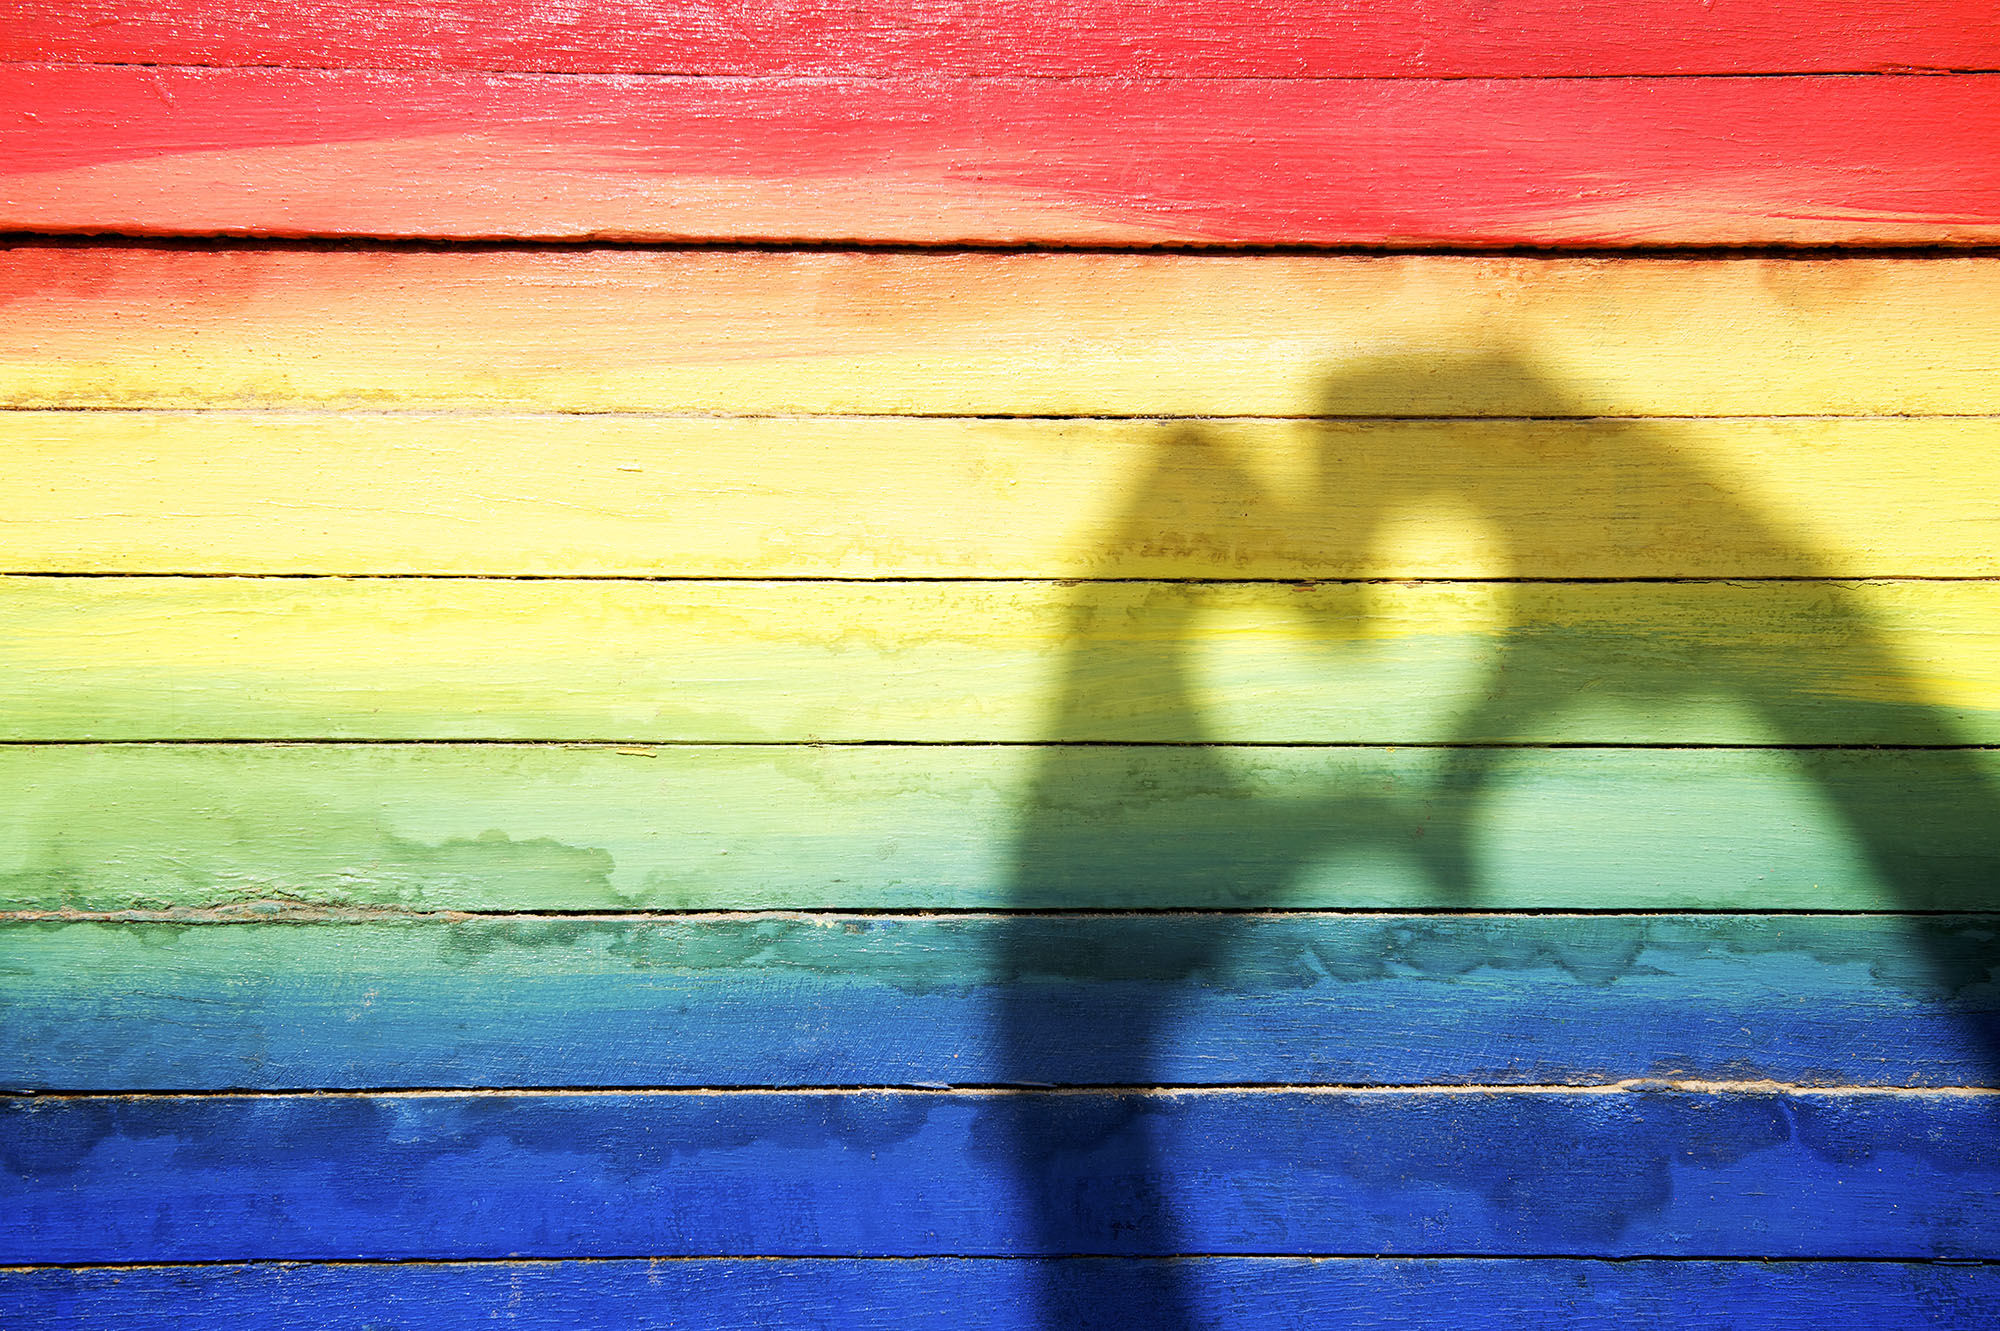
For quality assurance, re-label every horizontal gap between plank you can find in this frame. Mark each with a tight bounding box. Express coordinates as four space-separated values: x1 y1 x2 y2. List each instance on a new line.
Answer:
1 739 1989 751
8 1080 1995 1100
8 233 2000 260
10 907 1998 925
3 572 1995 584
13 410 2000 424
21 60 2000 83
3 571 2000 579
4 1253 1996 1271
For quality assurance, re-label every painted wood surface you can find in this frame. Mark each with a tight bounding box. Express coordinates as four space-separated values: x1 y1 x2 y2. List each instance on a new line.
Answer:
3 578 1995 742
6 1 1998 1307
4 1257 1995 1330
5 916 1995 1091
3 744 1995 912
7 249 2000 416
7 1089 1999 1260
12 0 2000 76
5 67 1999 244
9 413 2000 578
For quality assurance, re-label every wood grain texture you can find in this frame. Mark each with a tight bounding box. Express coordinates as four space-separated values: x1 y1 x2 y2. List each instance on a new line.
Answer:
3 578 1996 743
5 916 1994 1091
3 744 1996 912
6 7 1998 1297
5 67 1999 244
11 0 1999 76
6 1089 1999 1260
4 1257 1995 1330
10 413 2000 578
8 249 1999 416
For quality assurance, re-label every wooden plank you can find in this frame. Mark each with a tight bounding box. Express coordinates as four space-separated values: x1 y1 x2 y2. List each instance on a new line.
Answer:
5 1089 1997 1260
3 1257 1994 1330
8 249 1999 415
9 413 2000 579
4 744 1996 913
3 578 1997 744
11 0 2000 77
5 915 1994 1091
5 68 1999 245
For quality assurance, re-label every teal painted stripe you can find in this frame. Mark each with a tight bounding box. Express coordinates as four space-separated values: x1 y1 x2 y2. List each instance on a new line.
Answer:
2 916 1994 1091
4 1258 1994 1330
3 743 1995 911
6 1090 1998 1261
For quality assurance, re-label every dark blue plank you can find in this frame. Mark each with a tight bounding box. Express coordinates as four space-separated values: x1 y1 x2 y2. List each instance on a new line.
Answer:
5 915 1996 1090
5 1090 1999 1262
3 1258 1997 1330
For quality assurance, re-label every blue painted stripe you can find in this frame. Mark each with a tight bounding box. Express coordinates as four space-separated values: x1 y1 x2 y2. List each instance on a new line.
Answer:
3 1258 1996 1330
5 1090 1998 1262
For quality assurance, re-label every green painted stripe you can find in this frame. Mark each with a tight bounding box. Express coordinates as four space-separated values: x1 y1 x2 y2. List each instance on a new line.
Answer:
4 744 1994 911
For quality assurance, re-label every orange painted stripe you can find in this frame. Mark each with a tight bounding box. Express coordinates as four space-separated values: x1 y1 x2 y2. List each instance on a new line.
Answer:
8 247 1998 415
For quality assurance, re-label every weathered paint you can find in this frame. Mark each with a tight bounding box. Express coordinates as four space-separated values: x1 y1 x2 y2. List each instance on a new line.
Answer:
6 1090 1999 1261
8 413 2000 578
4 1257 1995 1330
3 916 1995 1090
5 67 1999 244
6 249 2000 416
1 743 1994 912
12 0 1999 76
2 578 1996 741
4 2 1998 1313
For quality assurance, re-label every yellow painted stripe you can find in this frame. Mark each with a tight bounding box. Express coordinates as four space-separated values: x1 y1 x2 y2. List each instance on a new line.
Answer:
3 578 1995 742
6 412 2000 578
4 251 1999 414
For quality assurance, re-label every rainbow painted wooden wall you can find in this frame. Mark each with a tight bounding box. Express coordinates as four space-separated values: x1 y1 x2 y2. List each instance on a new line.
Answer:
4 4 2000 1325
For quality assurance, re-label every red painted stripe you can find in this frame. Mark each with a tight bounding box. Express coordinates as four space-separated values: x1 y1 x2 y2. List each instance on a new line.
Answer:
3 67 1997 246
5 0 1997 77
